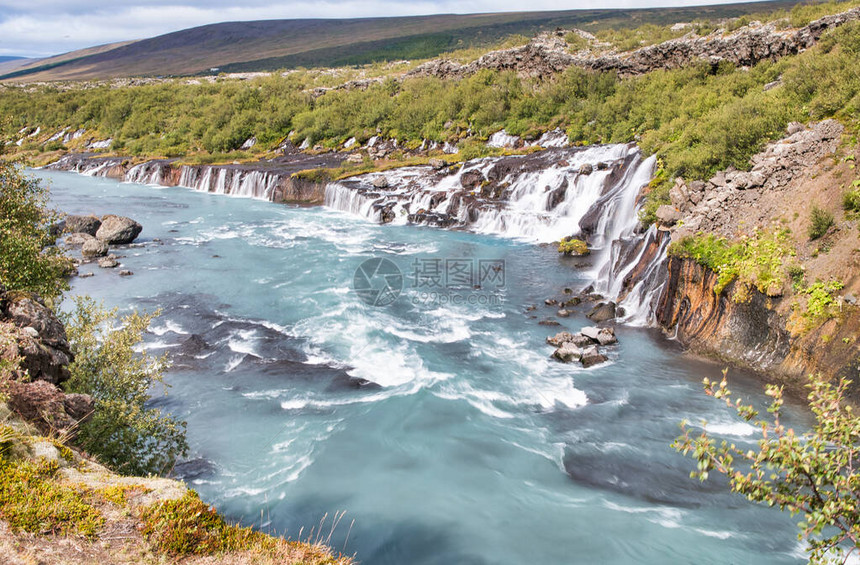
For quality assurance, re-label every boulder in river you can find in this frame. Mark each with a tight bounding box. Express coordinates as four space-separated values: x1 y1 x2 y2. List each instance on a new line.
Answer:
63 214 101 236
596 327 618 346
586 301 616 322
547 331 574 347
82 238 109 258
98 255 119 268
372 176 390 188
581 346 608 368
96 215 142 244
580 326 601 342
553 343 582 363
63 232 96 248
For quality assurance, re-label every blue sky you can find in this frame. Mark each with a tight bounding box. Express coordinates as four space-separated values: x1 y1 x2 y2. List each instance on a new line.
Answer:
0 0 768 58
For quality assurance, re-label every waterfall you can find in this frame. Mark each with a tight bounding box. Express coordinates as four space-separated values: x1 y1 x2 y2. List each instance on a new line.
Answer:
323 143 669 323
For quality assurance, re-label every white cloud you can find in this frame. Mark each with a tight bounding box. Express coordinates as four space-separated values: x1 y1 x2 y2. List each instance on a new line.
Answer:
0 0 767 58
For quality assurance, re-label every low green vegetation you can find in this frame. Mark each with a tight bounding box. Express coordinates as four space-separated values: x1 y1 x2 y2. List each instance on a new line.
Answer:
791 279 846 334
675 372 860 563
62 297 188 476
142 491 274 555
667 228 796 298
142 491 350 563
0 457 104 537
808 206 834 240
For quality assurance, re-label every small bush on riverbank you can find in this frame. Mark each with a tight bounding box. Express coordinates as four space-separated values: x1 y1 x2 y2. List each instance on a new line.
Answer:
675 372 860 563
62 297 188 476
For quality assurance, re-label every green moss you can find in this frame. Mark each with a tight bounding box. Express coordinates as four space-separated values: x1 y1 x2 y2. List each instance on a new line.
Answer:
558 237 590 256
0 458 104 537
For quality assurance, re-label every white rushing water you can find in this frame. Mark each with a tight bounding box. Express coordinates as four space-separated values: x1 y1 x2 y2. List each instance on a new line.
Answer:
324 143 665 323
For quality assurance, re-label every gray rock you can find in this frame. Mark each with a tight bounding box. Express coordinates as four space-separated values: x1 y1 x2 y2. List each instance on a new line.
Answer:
428 158 447 169
118 270 134 276
580 326 601 342
98 255 119 268
552 343 582 363
655 205 681 226
547 331 574 347
586 301 616 322
63 214 101 236
579 163 593 175
596 327 618 346
96 215 142 244
81 238 109 258
372 176 389 188
786 121 805 135
557 309 570 318
581 346 608 368
63 232 96 248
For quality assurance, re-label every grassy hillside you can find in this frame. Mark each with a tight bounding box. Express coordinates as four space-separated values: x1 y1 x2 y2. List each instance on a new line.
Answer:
1 0 804 81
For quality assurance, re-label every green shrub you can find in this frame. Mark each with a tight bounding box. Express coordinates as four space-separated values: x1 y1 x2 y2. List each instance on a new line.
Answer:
808 206 834 240
558 237 590 256
62 297 188 476
843 183 860 213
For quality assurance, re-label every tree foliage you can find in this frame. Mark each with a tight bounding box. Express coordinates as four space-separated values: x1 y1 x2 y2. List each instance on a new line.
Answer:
62 296 188 476
674 372 860 563
0 159 70 300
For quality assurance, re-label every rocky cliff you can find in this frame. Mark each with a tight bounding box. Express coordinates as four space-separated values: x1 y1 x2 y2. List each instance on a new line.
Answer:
646 120 860 396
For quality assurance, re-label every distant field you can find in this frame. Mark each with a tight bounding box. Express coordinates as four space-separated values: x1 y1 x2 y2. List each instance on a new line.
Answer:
1 0 804 81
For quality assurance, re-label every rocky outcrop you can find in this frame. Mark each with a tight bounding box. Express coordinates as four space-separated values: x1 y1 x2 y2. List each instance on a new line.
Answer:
547 327 616 367
96 214 142 244
669 120 844 237
407 8 860 81
0 285 90 437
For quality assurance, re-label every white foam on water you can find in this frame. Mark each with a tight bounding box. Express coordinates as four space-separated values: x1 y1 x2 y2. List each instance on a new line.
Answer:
702 421 758 437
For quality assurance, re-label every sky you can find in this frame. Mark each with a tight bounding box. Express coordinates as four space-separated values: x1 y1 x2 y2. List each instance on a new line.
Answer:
0 0 768 59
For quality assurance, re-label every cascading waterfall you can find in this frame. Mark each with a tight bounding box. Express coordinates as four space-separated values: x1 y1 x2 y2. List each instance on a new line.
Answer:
52 155 287 202
323 143 669 324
